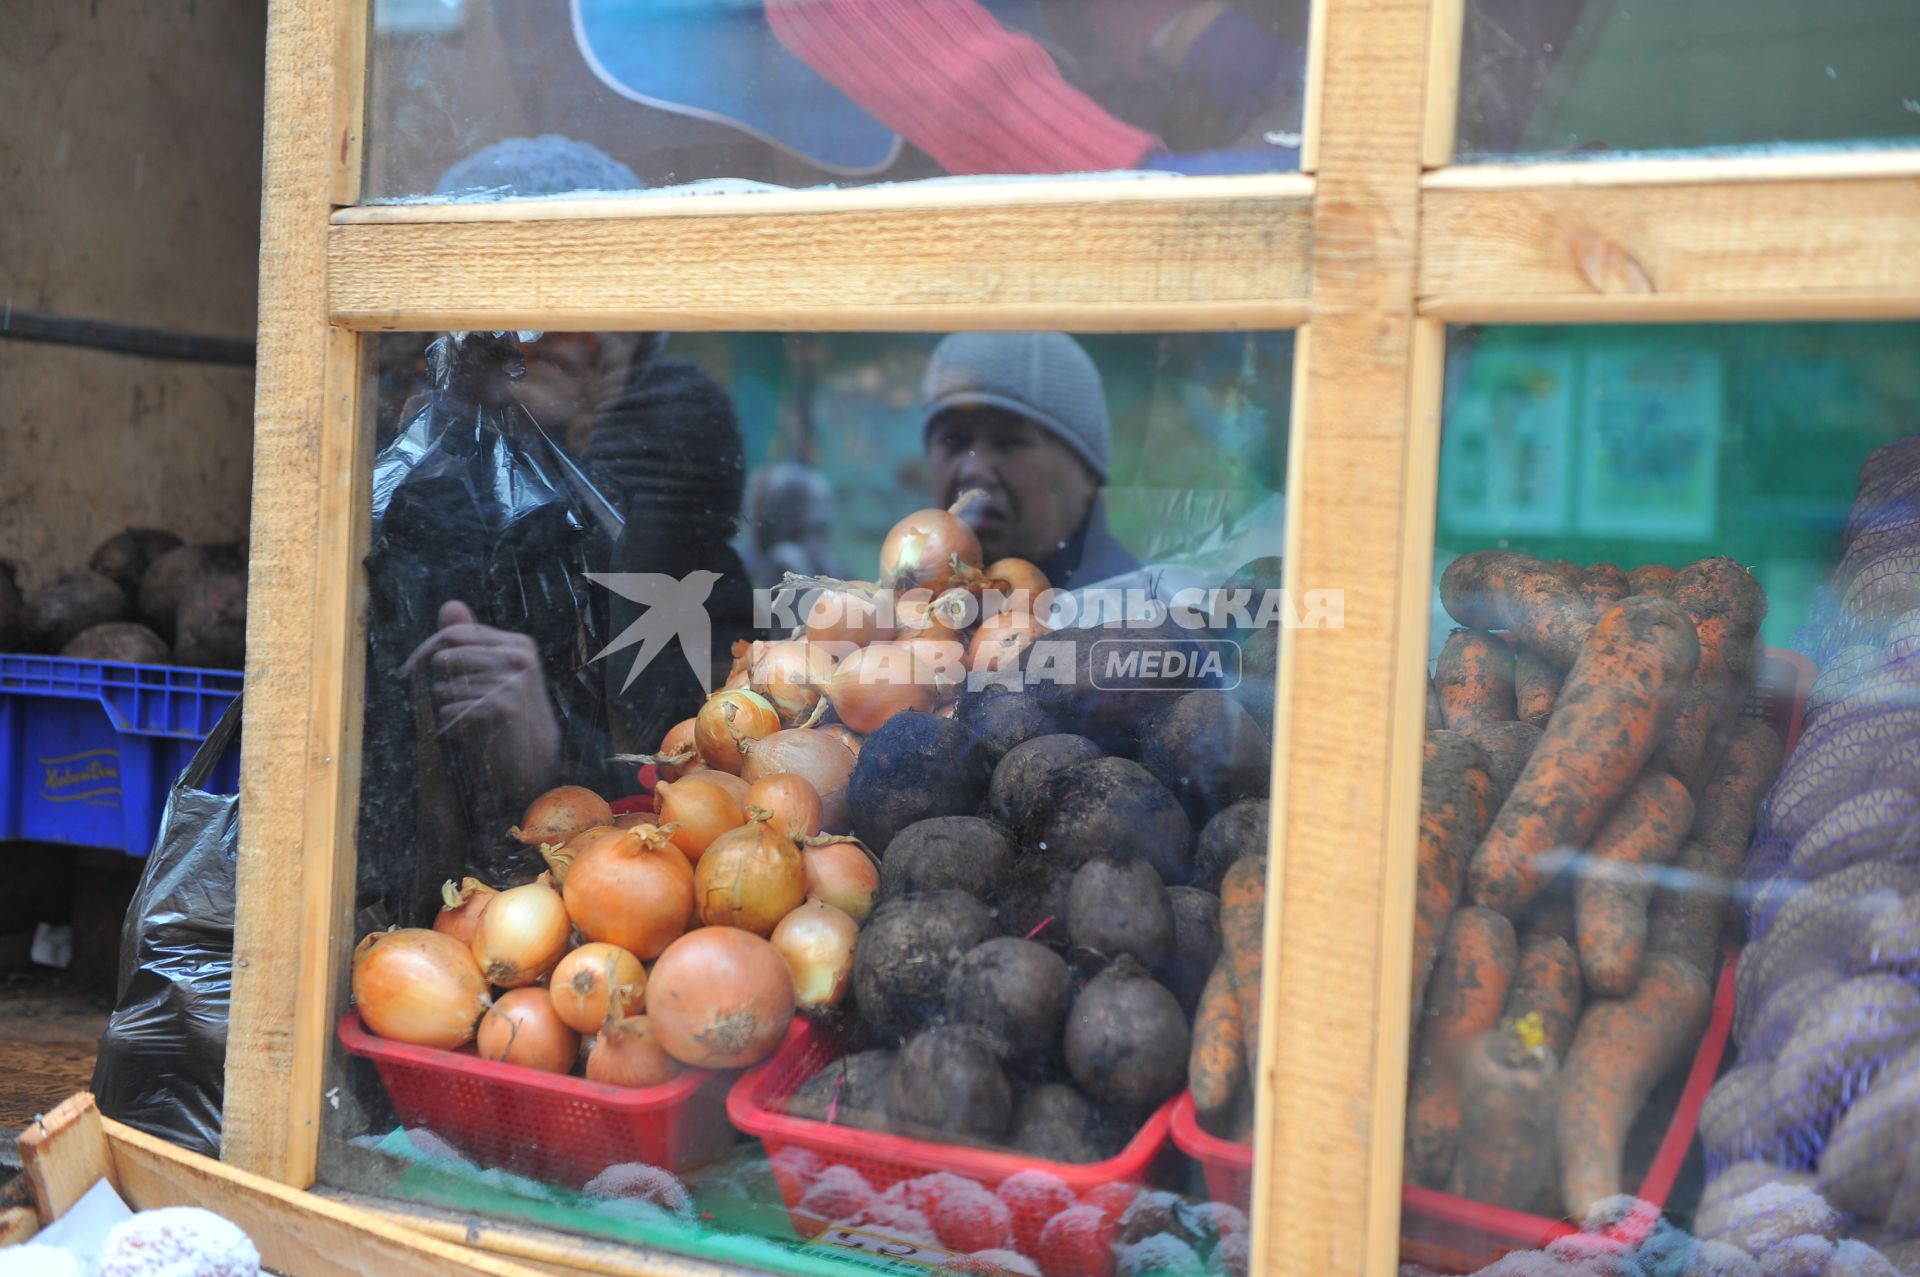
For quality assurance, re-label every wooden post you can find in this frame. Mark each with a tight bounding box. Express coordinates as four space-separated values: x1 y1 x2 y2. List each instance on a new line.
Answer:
19 1093 118 1226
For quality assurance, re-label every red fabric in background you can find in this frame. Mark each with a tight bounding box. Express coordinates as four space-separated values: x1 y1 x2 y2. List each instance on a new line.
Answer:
764 0 1162 174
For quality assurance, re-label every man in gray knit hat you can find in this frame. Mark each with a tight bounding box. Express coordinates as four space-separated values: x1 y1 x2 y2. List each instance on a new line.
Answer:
922 332 1141 589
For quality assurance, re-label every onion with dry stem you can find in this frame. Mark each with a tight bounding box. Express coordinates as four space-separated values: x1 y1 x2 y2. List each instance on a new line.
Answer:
654 774 747 864
563 825 694 960
509 785 612 846
477 987 578 1074
432 878 497 948
824 643 939 734
740 729 855 832
748 640 835 726
470 877 572 988
979 558 1050 619
549 942 647 1035
695 689 781 773
746 773 824 841
695 814 807 935
968 610 1049 674
353 928 491 1049
771 898 860 1012
654 718 701 781
804 581 894 649
879 493 986 594
587 1015 680 1088
802 840 880 922
647 927 795 1068
815 724 864 761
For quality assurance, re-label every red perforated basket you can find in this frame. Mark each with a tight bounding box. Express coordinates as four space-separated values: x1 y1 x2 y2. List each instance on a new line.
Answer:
338 1010 736 1187
728 1019 1179 1254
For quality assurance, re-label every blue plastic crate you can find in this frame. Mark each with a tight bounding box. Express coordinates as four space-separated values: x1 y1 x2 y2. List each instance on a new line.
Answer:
0 655 242 856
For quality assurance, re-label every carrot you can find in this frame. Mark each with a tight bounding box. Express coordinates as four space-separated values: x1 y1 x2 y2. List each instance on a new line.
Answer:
1502 934 1582 1059
1574 771 1695 997
1190 961 1246 1126
1555 953 1713 1218
1462 720 1542 811
1579 564 1630 614
1220 855 1267 1078
1405 907 1519 1188
1513 646 1563 729
1546 560 1585 590
1441 552 1594 669
1448 1016 1561 1214
1656 558 1768 792
1628 564 1677 596
1412 734 1493 1031
1426 677 1444 730
1519 890 1577 948
1691 716 1786 855
1468 597 1700 916
1436 629 1518 732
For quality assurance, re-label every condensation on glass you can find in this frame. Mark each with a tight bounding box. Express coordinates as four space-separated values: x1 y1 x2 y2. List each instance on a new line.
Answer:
1407 322 1920 1270
1456 0 1920 160
327 327 1292 1274
366 0 1310 201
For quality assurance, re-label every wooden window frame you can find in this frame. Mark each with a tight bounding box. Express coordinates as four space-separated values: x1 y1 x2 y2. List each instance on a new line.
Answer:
223 0 1920 1273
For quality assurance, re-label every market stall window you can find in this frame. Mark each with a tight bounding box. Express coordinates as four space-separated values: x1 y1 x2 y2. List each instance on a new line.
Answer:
328 327 1294 1276
1404 322 1920 1274
1453 0 1920 160
363 0 1310 201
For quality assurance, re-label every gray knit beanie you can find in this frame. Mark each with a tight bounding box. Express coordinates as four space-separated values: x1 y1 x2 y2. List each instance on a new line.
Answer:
921 332 1111 480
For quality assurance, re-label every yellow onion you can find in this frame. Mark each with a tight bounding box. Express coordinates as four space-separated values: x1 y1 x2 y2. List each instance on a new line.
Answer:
695 688 781 773
549 942 647 1035
771 898 859 1012
694 814 807 936
741 729 856 832
539 822 644 887
879 495 985 595
723 640 752 691
654 718 702 781
804 581 894 649
477 987 578 1074
654 774 747 864
647 927 795 1069
613 809 660 830
748 640 836 726
896 588 976 642
353 928 491 1049
824 643 939 734
563 825 694 960
968 610 1049 674
509 785 612 846
470 876 572 988
815 723 864 761
432 877 497 948
587 1015 681 1088
747 773 823 840
899 637 968 703
802 839 880 922
979 558 1050 619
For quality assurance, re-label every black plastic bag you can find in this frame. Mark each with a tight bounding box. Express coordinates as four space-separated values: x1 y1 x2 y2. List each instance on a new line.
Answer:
92 693 243 1158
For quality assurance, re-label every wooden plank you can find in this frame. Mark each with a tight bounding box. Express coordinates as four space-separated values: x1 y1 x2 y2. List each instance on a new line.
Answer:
325 184 1314 332
0 1207 40 1247
18 1094 117 1226
102 1117 551 1277
1261 0 1434 1271
1422 148 1920 190
224 0 370 1187
1420 0 1466 167
342 1198 735 1277
1421 167 1920 320
331 0 368 206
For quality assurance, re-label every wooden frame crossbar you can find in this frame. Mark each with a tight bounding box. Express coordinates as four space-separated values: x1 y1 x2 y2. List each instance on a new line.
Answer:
225 0 1920 1272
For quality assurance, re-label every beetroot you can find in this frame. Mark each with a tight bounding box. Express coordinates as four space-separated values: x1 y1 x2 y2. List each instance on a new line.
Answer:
854 891 998 1044
89 528 183 597
61 622 170 664
880 816 1017 903
27 572 130 652
173 568 246 669
1064 956 1190 1107
1039 757 1194 884
989 734 1103 837
849 712 989 851
884 1025 1013 1143
1067 858 1173 966
945 937 1072 1071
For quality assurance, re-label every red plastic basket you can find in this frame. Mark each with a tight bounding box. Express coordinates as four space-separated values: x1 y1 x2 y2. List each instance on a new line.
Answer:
1168 958 1736 1272
728 1020 1179 1255
338 1010 736 1187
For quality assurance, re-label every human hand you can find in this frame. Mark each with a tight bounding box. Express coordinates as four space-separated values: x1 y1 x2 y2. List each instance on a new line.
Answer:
403 600 562 799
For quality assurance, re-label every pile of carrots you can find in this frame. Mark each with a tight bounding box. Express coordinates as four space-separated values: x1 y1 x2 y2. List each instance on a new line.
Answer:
1408 552 1785 1221
1189 854 1267 1144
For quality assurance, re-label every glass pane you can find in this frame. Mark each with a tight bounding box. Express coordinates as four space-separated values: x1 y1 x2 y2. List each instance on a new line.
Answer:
1407 322 1920 1273
1457 0 1920 160
365 0 1309 202
333 328 1294 1275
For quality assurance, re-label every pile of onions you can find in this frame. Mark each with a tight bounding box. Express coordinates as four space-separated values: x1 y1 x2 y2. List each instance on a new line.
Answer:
979 557 1050 619
562 826 694 959
654 774 747 864
815 723 864 761
509 785 613 846
477 988 578 1074
770 898 859 1012
653 718 701 782
804 581 893 649
433 877 497 947
747 773 823 840
470 877 572 988
899 636 968 701
879 495 985 595
695 689 781 773
549 942 647 1034
647 928 796 1068
801 840 880 923
353 929 492 1049
747 640 835 726
694 816 807 935
895 588 975 641
824 643 939 734
613 809 660 830
969 610 1049 674
586 1015 680 1088
742 728 854 828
